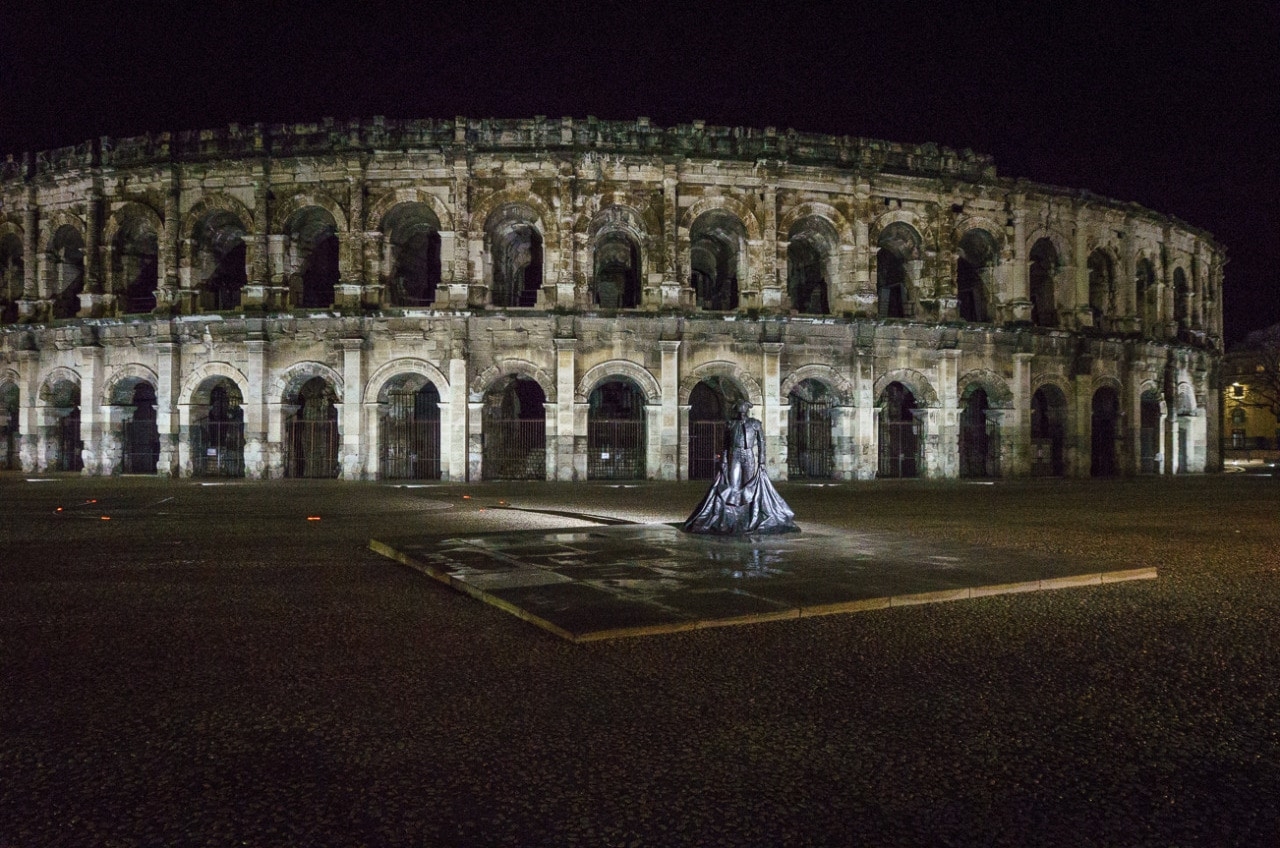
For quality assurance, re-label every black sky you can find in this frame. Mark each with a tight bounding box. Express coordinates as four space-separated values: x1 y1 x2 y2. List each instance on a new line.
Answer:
3 0 1276 344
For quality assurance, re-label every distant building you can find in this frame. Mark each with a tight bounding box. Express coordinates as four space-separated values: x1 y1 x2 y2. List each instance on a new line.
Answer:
0 117 1224 480
1222 326 1280 465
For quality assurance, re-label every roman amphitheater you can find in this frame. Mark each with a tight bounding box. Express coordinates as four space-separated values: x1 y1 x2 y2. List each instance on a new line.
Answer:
0 117 1224 482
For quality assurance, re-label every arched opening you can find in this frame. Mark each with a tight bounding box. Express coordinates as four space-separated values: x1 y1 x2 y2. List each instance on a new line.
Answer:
1030 386 1067 476
286 377 338 478
114 216 159 314
46 381 82 473
285 208 339 309
380 378 441 480
587 379 646 479
488 205 543 308
876 223 919 319
592 231 642 309
878 382 920 478
1088 249 1114 330
121 382 160 475
192 380 245 477
49 225 85 319
688 377 740 480
956 229 997 323
1090 386 1120 477
787 217 837 315
0 382 18 470
1140 390 1161 474
1135 258 1157 332
787 379 835 479
1173 267 1190 332
689 210 746 311
1029 238 1059 328
194 211 247 311
383 203 442 307
482 375 547 480
959 386 998 477
0 233 23 324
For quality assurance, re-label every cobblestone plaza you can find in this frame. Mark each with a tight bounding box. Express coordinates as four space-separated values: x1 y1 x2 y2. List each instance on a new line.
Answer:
1 474 1276 845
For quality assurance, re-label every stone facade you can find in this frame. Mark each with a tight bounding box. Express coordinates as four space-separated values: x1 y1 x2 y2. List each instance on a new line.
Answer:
0 117 1224 480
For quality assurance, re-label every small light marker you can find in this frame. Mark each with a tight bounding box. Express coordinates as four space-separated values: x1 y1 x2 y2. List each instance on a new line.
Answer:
100 516 111 521
307 516 321 521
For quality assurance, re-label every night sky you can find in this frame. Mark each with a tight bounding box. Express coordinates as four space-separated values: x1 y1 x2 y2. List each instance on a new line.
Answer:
3 1 1276 345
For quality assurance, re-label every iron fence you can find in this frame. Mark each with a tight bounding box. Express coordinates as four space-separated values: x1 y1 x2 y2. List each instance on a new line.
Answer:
483 418 546 480
587 419 645 480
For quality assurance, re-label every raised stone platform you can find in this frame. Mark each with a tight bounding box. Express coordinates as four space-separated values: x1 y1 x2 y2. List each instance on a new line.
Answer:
370 522 1156 642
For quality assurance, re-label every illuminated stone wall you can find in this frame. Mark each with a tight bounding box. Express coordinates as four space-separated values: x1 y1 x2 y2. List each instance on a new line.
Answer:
0 117 1224 479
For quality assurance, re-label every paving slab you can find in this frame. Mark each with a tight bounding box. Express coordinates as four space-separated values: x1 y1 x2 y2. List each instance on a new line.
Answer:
370 521 1156 642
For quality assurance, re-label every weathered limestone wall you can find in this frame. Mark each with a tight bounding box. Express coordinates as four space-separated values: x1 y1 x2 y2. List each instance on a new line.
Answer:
0 117 1224 480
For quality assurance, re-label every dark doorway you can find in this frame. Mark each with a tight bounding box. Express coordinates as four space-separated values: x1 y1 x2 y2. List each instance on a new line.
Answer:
122 383 160 474
1 383 18 470
1030 386 1067 476
959 387 997 477
587 379 645 480
787 379 834 479
688 379 734 480
483 376 547 480
286 378 338 478
878 382 919 478
1091 387 1120 477
193 383 244 477
382 382 441 480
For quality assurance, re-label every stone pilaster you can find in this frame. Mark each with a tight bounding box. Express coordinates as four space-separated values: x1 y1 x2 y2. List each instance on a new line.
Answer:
340 337 365 479
657 340 681 480
762 342 783 477
554 337 577 480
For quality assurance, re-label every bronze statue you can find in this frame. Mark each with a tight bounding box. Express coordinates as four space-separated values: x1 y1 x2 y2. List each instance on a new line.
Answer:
683 400 799 535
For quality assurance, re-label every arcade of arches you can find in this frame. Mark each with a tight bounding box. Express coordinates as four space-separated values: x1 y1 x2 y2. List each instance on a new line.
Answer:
0 117 1222 479
0 311 1214 481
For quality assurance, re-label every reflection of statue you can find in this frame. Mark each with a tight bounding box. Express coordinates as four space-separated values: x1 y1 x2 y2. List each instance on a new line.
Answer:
683 400 799 535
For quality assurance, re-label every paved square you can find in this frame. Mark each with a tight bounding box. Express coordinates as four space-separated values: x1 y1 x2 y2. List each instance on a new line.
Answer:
370 521 1155 641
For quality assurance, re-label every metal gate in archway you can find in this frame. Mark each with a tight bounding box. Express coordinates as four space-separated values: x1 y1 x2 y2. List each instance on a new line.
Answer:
121 419 160 474
192 420 245 477
381 388 441 480
57 410 83 472
787 392 834 479
482 417 546 480
587 380 646 480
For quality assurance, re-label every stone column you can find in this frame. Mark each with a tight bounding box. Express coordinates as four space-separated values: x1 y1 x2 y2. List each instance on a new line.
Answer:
155 333 179 476
1072 216 1090 328
1073 379 1093 477
467 399 484 482
160 167 181 312
832 405 857 481
853 353 877 479
340 337 364 479
658 340 680 480
554 337 577 481
80 178 104 317
1011 352 1034 476
76 337 104 475
935 349 960 478
762 342 783 477
445 357 468 481
1007 205 1031 323
758 180 779 310
852 182 875 316
244 335 268 478
660 164 684 308
16 348 39 472
19 191 39 320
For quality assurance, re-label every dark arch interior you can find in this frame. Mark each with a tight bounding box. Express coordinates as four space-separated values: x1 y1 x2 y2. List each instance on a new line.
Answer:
593 232 641 309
